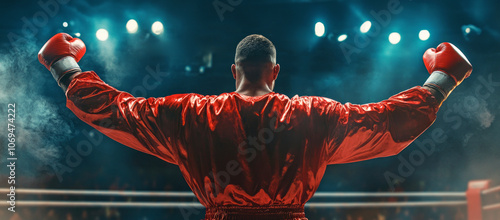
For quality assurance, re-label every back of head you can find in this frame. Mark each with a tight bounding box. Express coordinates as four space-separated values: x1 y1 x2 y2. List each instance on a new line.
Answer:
235 34 276 63
235 34 277 81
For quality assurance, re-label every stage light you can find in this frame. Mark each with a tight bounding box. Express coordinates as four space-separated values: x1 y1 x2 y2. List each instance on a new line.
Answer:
360 21 371 33
389 32 401 44
96 29 109 41
315 22 325 37
126 19 138 34
419 30 430 41
185 65 192 72
152 21 164 35
462 24 481 41
62 22 68 27
199 66 205 74
338 34 347 42
75 33 81 37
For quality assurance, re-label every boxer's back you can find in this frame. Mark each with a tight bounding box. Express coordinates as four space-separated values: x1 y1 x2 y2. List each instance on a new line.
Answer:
175 92 331 210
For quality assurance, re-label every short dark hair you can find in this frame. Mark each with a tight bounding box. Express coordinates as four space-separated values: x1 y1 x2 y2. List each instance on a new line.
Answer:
235 34 276 63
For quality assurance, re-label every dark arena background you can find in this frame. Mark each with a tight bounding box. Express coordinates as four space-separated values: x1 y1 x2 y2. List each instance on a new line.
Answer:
1 0 500 219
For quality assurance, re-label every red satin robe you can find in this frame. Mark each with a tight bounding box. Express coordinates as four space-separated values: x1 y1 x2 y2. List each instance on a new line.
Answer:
65 71 440 220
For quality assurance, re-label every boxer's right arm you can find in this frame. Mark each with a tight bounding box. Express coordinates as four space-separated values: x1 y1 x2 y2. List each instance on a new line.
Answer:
422 42 473 104
320 42 472 165
318 87 440 165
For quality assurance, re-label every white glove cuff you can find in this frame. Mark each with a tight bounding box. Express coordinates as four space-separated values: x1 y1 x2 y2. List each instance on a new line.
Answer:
50 56 81 87
424 71 457 99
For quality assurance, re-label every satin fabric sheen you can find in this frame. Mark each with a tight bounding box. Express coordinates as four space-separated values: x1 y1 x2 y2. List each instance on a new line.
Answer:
66 71 440 219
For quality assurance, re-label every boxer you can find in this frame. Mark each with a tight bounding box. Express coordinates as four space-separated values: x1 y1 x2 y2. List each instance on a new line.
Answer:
39 33 472 219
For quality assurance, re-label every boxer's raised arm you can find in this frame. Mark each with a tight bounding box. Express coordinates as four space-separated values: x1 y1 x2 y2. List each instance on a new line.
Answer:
320 42 472 165
38 33 85 92
64 72 190 164
38 33 187 164
318 87 439 165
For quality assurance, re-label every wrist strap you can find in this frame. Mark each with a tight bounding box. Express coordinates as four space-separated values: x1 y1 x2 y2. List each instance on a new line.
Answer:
50 57 81 87
423 71 457 99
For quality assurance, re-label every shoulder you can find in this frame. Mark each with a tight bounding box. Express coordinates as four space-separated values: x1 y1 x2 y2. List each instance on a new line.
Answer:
159 93 238 107
290 95 339 105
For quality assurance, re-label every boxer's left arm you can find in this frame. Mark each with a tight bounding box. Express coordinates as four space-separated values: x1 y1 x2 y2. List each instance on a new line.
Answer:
39 33 186 164
64 71 192 165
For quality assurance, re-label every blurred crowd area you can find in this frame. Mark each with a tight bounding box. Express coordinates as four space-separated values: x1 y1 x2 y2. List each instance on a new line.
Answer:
3 169 493 220
1 138 498 220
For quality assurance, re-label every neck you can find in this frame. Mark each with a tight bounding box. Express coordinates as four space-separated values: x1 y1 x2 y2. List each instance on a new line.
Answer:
235 78 273 97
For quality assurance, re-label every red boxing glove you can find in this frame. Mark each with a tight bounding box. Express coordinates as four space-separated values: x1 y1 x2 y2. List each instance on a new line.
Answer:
423 42 472 84
38 33 86 86
423 42 473 99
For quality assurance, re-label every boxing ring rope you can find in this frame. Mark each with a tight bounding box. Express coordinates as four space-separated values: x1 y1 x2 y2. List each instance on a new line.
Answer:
480 184 500 212
482 185 500 195
0 188 196 197
483 203 500 211
1 180 499 220
0 188 466 198
313 191 466 198
2 200 467 208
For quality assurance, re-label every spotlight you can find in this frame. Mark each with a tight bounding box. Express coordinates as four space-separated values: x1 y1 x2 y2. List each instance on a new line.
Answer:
126 19 139 34
185 65 192 72
96 29 109 41
62 22 68 27
199 66 205 74
337 34 347 42
152 21 164 35
360 21 371 33
419 30 430 41
315 22 325 37
462 24 481 41
389 32 401 44
74 33 81 37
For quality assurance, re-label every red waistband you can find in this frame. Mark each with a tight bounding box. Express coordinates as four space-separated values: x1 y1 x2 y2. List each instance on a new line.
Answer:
204 206 307 220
